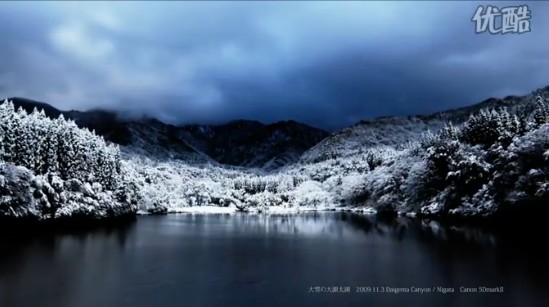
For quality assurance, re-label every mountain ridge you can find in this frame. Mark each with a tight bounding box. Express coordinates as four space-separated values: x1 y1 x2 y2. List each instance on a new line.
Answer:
5 85 549 168
3 97 329 170
300 86 549 163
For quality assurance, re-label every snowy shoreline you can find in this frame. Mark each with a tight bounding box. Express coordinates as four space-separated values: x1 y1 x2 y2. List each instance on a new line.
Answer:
137 205 378 216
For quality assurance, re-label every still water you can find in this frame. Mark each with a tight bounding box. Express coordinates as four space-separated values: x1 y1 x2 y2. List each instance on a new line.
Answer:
0 213 547 307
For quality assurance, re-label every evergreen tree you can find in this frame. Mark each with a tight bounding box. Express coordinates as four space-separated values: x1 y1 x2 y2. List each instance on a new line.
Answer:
0 100 122 188
44 118 60 175
530 95 549 129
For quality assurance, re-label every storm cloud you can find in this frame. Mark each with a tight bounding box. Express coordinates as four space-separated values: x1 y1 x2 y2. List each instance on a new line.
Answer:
0 1 548 130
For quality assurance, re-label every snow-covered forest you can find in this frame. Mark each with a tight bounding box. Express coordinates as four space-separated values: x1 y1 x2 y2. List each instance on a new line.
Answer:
126 89 548 219
0 101 139 220
0 87 548 221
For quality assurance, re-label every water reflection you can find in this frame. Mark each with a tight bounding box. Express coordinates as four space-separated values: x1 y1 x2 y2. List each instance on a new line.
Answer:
0 220 136 307
0 213 547 307
337 213 499 246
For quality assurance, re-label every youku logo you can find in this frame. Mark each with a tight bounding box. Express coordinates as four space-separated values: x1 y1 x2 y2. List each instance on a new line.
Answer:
472 5 531 34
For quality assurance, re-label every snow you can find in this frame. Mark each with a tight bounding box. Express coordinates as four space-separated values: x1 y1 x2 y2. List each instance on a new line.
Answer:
152 205 236 215
0 100 136 220
89 94 549 220
136 204 374 215
1 87 548 222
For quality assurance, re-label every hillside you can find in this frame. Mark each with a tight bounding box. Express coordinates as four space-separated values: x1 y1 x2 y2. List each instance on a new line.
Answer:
1 85 547 222
300 87 548 163
178 120 328 169
5 98 328 170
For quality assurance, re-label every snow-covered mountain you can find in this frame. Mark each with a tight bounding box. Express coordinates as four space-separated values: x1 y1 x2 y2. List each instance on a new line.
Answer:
1 85 547 222
5 97 328 170
301 87 549 163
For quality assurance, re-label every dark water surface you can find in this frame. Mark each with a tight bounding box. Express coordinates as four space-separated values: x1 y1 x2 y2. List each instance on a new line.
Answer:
1 213 548 307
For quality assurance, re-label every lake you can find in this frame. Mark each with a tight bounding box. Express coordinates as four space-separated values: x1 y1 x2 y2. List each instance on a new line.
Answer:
1 213 548 307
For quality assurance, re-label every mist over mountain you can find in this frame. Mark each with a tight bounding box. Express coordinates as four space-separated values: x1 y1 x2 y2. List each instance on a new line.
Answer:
6 97 329 170
2 2 549 131
6 85 548 171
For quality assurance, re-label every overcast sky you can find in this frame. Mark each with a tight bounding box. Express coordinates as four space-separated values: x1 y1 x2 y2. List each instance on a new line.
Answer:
0 1 548 130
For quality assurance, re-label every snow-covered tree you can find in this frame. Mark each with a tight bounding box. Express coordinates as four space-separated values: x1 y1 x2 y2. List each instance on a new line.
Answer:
0 100 123 189
530 95 549 129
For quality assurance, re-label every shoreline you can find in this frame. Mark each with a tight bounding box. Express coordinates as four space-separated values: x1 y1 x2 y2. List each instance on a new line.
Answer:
137 205 378 216
136 204 549 230
3 203 547 233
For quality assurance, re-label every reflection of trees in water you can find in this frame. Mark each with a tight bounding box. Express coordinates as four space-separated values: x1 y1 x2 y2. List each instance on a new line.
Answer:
193 212 355 239
336 213 407 240
338 212 548 259
0 219 136 307
337 212 549 289
337 212 502 247
231 212 336 236
0 219 136 262
188 212 543 250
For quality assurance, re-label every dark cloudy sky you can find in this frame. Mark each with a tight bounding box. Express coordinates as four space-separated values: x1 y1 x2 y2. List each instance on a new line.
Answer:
0 1 547 130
